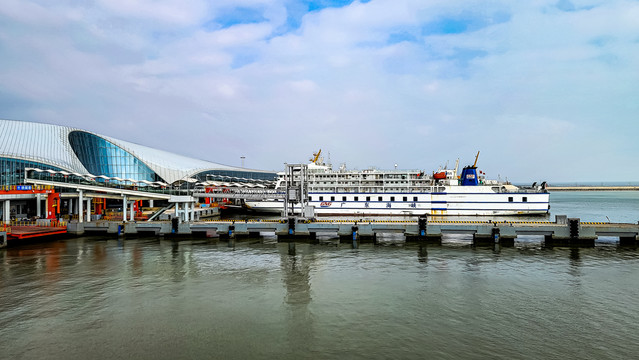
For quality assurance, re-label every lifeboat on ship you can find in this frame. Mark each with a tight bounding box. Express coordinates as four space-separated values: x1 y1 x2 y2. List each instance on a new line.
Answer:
433 171 447 180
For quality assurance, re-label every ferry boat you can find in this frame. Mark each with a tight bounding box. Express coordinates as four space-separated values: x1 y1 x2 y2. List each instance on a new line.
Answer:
245 151 549 216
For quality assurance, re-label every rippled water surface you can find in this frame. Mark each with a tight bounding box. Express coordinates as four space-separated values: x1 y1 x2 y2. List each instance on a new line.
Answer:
2 237 639 359
2 191 639 359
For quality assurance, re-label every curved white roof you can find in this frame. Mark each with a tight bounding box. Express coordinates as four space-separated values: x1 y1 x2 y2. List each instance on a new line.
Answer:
0 119 88 172
0 119 268 183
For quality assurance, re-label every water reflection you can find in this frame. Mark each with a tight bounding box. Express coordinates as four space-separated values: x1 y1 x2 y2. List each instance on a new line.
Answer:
569 248 581 264
2 236 639 360
280 243 315 355
131 244 143 277
417 244 427 263
567 247 583 290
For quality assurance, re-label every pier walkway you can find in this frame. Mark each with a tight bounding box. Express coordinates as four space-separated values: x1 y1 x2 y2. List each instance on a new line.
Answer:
67 216 639 247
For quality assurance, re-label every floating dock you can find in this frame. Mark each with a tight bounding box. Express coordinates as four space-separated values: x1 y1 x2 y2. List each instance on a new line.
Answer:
0 220 68 248
65 215 639 247
7 225 67 240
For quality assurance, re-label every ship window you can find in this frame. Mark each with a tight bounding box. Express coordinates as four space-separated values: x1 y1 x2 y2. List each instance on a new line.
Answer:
354 196 359 201
309 196 312 201
366 196 370 202
342 196 347 201
508 197 513 202
378 196 383 201
390 196 395 201
319 196 323 201
413 196 418 202
523 197 528 202
403 196 407 202
331 196 335 201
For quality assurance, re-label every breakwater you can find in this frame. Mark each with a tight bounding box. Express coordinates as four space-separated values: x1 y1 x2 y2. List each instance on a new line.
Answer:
548 186 639 191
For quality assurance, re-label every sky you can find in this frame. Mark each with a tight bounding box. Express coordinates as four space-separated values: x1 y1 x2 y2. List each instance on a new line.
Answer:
1 0 638 183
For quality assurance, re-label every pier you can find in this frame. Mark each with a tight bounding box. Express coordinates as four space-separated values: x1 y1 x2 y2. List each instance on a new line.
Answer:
62 215 639 248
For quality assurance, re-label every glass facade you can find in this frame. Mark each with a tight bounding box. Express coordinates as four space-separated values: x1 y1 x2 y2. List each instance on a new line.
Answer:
68 131 160 182
1 157 64 186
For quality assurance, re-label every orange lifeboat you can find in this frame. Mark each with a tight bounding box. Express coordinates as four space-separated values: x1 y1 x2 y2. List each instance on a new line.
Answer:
433 172 446 180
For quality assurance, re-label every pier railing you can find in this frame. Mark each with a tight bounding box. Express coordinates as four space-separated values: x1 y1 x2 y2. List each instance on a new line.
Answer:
9 219 67 228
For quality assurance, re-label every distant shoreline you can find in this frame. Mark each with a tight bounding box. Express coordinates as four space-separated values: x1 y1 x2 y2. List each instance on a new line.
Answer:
547 186 639 191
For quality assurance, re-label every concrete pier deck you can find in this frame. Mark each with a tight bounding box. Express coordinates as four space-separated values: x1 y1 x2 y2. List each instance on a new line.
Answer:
65 216 639 247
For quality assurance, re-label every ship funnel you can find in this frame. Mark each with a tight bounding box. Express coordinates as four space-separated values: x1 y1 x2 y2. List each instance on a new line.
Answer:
460 166 479 186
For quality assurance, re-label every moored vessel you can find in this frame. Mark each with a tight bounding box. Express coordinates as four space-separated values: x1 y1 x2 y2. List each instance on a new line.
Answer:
245 151 549 217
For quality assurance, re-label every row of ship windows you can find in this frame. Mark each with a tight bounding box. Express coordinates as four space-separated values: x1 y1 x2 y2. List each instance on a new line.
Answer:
311 196 420 202
310 196 529 202
310 175 417 179
310 181 425 185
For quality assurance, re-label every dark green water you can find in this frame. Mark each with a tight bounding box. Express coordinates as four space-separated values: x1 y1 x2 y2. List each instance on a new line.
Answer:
1 191 639 359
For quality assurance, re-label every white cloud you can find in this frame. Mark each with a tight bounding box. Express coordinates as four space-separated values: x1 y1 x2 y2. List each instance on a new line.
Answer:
96 0 209 25
0 0 638 181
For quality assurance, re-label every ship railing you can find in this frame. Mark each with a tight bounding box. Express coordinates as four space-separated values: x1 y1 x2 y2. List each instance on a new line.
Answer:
495 188 547 194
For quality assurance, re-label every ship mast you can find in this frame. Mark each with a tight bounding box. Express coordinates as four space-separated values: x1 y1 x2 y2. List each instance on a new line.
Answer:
309 149 322 164
473 151 480 168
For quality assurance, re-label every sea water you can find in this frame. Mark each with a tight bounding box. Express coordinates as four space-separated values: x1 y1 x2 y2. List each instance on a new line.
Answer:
1 191 638 359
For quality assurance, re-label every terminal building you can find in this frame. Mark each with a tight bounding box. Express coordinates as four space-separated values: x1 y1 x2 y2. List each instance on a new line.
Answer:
0 119 277 221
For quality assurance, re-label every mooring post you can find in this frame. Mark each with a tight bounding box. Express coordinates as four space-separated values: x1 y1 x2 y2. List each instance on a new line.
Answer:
229 222 235 239
288 217 295 236
418 216 427 238
492 226 500 243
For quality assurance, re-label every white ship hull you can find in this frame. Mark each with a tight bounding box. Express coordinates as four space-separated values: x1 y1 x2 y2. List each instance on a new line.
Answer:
245 188 550 216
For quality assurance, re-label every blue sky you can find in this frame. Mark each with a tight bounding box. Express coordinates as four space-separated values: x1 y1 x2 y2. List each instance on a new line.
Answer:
1 0 638 182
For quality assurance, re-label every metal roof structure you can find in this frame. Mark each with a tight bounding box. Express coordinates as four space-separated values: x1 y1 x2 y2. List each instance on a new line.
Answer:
0 119 274 184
